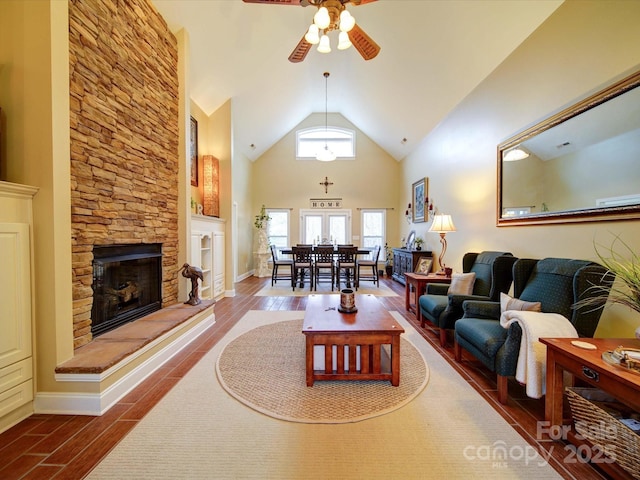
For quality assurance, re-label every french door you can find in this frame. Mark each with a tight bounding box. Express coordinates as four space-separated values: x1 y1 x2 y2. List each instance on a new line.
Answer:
300 209 351 245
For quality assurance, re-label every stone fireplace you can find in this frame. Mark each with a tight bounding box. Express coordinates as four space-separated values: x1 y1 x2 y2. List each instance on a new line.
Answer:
91 244 162 337
69 0 180 349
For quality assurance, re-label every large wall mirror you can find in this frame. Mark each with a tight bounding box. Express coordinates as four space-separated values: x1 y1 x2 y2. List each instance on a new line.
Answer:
497 68 640 226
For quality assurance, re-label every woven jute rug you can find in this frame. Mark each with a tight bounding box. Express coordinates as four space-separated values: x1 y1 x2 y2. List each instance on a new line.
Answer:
87 310 563 479
215 319 428 423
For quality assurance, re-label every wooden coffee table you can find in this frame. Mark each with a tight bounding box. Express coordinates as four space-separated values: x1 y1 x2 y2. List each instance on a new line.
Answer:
302 294 404 386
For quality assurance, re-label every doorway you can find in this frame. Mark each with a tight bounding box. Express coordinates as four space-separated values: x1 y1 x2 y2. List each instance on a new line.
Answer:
300 209 351 245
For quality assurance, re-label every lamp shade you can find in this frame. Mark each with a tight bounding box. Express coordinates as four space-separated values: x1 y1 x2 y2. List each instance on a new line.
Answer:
203 154 219 217
317 34 331 53
314 7 330 29
316 145 336 162
305 24 320 44
337 31 352 50
339 10 355 32
429 214 456 233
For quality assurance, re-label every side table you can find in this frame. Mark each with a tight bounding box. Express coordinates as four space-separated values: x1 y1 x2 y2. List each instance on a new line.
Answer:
541 337 640 480
404 272 451 324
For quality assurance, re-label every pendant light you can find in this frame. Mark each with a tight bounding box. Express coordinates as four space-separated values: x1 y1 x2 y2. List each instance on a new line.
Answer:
317 71 336 162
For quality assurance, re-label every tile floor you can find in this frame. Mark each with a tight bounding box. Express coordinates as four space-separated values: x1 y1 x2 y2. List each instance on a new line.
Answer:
0 276 615 479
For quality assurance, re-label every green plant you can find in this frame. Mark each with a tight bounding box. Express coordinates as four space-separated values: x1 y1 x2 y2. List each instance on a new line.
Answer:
575 234 640 315
254 204 271 229
384 242 393 266
414 237 424 247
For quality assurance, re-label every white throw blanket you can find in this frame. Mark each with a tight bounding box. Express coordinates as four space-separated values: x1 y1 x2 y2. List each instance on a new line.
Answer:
500 310 578 399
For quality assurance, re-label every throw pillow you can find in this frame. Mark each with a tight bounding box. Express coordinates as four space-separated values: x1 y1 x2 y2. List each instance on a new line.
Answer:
447 272 476 295
500 292 542 313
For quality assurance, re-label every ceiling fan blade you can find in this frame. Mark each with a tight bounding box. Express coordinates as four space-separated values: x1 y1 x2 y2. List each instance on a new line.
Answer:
288 35 312 63
348 24 380 61
242 0 302 5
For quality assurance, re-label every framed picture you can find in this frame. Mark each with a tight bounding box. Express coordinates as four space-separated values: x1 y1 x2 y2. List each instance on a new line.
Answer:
412 177 428 223
190 116 198 186
414 256 433 275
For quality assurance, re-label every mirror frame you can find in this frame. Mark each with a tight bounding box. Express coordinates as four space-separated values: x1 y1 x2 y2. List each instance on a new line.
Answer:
497 69 640 226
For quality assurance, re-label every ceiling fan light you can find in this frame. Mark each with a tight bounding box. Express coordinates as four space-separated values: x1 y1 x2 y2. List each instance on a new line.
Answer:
317 34 331 53
305 24 320 44
339 10 355 32
316 145 336 162
314 7 331 30
337 31 352 50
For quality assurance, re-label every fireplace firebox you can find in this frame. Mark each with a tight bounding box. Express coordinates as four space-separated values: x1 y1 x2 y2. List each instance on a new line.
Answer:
91 244 162 337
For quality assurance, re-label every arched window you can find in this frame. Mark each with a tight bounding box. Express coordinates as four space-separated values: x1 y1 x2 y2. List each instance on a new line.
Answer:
296 127 355 159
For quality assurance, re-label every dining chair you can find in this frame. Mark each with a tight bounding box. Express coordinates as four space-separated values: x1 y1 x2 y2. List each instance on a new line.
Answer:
356 245 381 288
291 245 314 291
336 245 358 290
313 245 335 290
270 245 293 287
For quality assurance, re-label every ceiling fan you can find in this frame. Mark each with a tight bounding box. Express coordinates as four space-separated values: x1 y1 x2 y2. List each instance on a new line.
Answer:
242 0 380 63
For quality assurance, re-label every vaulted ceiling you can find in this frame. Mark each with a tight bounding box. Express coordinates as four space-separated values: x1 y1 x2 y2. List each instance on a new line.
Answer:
152 0 563 161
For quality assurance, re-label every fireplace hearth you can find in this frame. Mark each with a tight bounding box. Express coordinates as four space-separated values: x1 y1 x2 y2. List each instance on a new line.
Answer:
91 244 162 337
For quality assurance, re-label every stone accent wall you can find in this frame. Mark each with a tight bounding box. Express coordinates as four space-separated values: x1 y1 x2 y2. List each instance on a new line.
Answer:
69 0 179 349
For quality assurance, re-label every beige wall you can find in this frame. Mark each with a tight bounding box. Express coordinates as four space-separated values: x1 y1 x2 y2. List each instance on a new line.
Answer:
0 0 193 395
251 112 400 272
203 99 233 289
0 0 74 392
401 0 640 337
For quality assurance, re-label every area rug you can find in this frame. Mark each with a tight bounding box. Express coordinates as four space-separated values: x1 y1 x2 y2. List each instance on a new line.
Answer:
216 319 428 423
87 310 563 479
255 283 397 296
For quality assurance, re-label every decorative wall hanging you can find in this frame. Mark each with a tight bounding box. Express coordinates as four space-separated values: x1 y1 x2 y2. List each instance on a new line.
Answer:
190 116 198 186
412 177 428 223
310 198 343 208
203 155 219 217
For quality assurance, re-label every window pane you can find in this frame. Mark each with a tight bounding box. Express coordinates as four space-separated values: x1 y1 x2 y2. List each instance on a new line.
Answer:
305 216 322 244
361 210 385 260
296 127 355 158
267 210 289 248
329 216 346 244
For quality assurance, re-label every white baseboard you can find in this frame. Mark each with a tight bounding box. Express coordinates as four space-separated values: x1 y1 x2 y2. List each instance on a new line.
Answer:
35 312 215 416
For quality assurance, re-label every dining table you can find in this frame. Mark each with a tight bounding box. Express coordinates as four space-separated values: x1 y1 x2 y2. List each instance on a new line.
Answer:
279 246 372 289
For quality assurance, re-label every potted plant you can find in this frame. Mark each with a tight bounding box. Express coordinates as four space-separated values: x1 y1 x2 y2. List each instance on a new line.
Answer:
254 204 270 229
254 205 271 254
414 237 424 251
574 234 640 339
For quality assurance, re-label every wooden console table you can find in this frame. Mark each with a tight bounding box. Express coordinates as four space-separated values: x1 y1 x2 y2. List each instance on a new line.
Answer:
392 249 431 285
404 272 451 324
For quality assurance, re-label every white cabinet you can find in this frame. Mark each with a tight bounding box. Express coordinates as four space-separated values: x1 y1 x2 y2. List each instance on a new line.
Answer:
213 231 225 299
191 215 226 300
191 232 212 299
0 182 37 432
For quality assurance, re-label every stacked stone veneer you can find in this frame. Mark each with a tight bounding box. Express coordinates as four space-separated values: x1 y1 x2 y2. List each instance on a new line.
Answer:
69 0 179 349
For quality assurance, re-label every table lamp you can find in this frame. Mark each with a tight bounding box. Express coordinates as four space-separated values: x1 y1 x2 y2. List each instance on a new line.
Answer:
429 214 456 274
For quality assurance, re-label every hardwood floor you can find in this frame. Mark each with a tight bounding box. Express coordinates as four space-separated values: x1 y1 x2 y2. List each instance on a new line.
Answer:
0 276 611 479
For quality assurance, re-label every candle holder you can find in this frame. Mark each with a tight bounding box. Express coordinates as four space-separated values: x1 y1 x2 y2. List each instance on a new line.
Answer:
338 289 357 313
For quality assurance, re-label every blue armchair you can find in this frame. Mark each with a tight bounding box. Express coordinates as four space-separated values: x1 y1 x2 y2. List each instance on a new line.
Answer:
454 257 614 404
418 251 517 346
